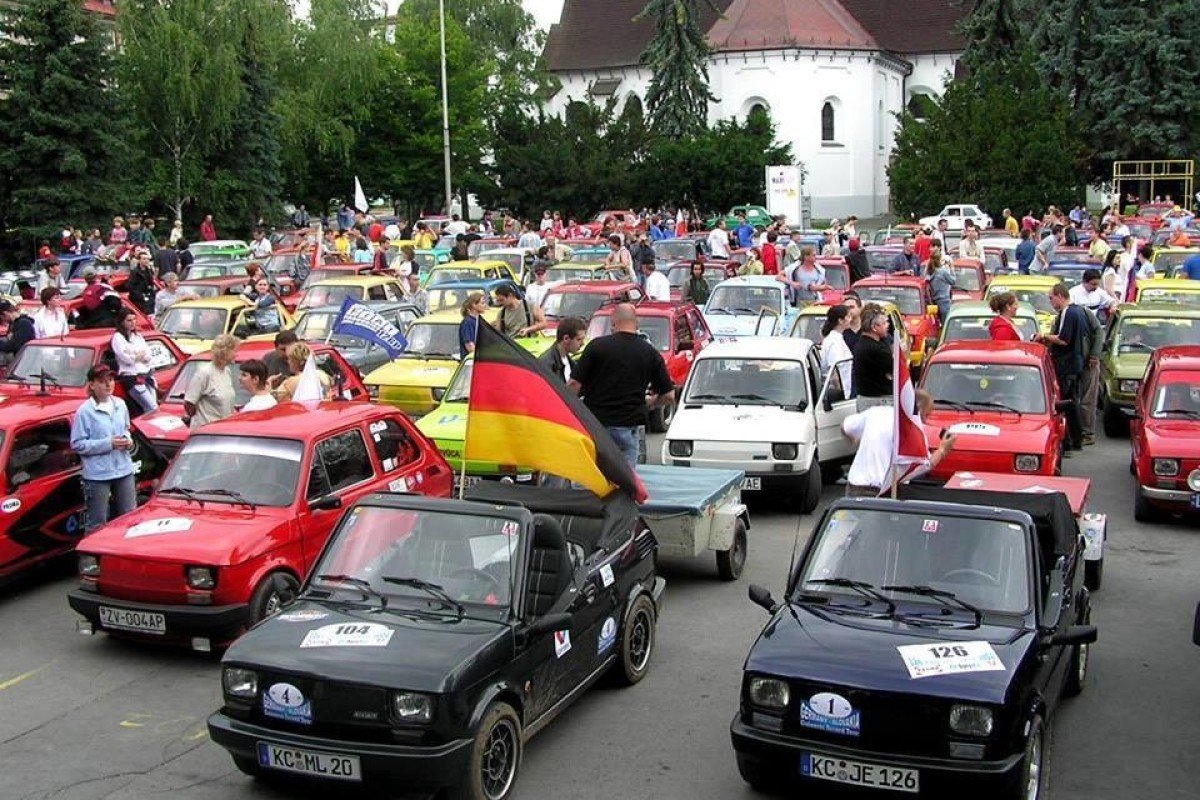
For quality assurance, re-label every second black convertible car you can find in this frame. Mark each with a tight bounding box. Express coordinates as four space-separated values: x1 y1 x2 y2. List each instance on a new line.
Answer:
208 486 662 800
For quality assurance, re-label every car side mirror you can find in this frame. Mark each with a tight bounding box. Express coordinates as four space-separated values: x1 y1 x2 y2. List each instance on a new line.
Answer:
527 611 572 636
1048 625 1098 647
310 494 342 511
748 584 779 614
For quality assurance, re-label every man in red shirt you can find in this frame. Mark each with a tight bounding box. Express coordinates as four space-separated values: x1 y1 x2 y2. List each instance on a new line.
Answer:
914 227 933 264
200 214 217 241
761 231 780 275
1021 210 1038 232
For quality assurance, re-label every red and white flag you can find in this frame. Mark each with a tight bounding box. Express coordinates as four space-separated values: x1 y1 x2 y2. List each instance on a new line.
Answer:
891 337 930 488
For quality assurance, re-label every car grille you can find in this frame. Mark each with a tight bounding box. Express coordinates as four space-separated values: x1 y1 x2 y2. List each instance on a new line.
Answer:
251 670 398 744
782 679 949 758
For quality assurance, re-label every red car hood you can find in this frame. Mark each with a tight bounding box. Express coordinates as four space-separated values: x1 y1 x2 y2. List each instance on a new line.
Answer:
924 412 1054 451
133 405 190 443
1143 419 1200 458
80 499 291 567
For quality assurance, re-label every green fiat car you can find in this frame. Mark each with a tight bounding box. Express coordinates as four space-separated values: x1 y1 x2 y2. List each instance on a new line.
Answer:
1100 304 1200 436
416 339 554 490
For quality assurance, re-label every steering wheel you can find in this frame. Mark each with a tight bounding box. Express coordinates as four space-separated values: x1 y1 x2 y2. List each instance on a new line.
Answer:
940 568 1000 586
448 567 503 601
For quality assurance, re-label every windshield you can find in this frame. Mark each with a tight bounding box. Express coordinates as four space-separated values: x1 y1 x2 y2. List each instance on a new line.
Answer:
798 508 1030 614
922 362 1046 413
1150 372 1200 419
159 306 228 340
984 252 1005 273
706 285 782 315
585 316 670 351
427 287 480 313
989 286 1055 315
405 323 459 358
160 434 302 507
1047 266 1085 288
949 265 983 291
1137 287 1200 308
468 241 504 258
262 255 294 275
790 314 823 343
168 360 250 405
1154 252 1193 275
293 311 370 351
943 315 1037 343
667 266 726 290
428 268 480 286
1114 317 1200 352
315 506 518 610
856 286 923 315
303 269 354 288
187 263 249 280
546 267 598 282
301 284 358 309
542 291 607 320
865 250 898 270
822 265 849 290
444 359 473 403
181 283 222 298
653 240 697 262
566 250 605 263
8 344 93 386
685 358 808 406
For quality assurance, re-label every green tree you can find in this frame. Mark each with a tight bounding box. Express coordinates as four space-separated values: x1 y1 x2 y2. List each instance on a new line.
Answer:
117 0 246 223
0 0 128 250
956 0 1026 73
636 0 719 138
888 52 1086 218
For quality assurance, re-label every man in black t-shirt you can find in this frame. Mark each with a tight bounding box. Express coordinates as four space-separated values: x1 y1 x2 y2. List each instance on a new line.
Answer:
570 303 674 467
852 307 894 410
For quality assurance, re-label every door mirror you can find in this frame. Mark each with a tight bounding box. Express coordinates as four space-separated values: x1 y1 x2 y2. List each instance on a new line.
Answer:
748 584 779 614
1048 625 1098 647
526 611 571 636
310 494 342 511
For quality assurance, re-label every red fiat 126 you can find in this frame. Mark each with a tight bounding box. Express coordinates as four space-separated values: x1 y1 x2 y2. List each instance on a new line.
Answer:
919 341 1067 480
68 402 453 651
1131 345 1200 522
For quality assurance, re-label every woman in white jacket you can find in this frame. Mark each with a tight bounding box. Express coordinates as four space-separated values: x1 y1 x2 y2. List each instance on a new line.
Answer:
111 307 158 415
32 287 70 338
820 304 854 396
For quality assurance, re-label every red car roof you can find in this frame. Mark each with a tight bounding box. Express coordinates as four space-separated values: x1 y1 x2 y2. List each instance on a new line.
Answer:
592 300 685 317
546 280 638 295
196 400 395 440
0 394 84 427
853 274 928 289
929 340 1048 367
1151 345 1200 370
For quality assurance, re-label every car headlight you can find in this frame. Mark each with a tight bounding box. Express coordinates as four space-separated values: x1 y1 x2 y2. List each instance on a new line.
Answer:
772 443 799 461
186 566 217 590
391 691 433 724
668 440 693 458
1119 379 1140 395
1153 458 1179 477
1188 469 1200 492
78 554 100 578
748 677 790 711
949 704 994 737
222 667 257 699
366 384 380 399
1015 454 1041 472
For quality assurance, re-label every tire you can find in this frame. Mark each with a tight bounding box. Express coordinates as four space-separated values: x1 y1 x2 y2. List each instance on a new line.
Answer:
1006 715 1048 800
1064 602 1091 697
613 594 656 686
1102 397 1127 438
647 394 675 433
1084 557 1103 591
1133 488 1160 524
736 751 786 794
820 458 844 485
451 702 522 800
800 457 822 514
716 519 748 581
248 572 300 626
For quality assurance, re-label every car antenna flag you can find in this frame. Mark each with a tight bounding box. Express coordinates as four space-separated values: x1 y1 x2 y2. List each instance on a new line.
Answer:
353 177 369 213
889 333 930 497
331 295 408 358
291 354 325 406
464 323 649 503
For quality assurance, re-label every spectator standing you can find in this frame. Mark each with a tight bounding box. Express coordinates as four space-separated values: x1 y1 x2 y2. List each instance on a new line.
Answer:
35 258 69 294
569 303 675 467
914 227 933 264
841 390 955 496
958 222 983 259
1068 268 1118 321
458 292 486 358
846 238 870 283
183 334 239 429
70 365 137 532
168 220 184 247
734 215 755 249
603 234 635 282
272 342 332 402
1042 283 1085 454
681 261 711 306
644 261 670 301
925 250 955 322
780 248 829 304
493 284 546 338
109 217 127 245
538 316 586 383
1034 224 1063 273
852 307 893 410
1003 208 1019 237
0 300 35 361
739 248 764 276
761 231 780 275
239 359 278 412
249 229 273 259
292 204 310 228
1015 228 1037 275
820 305 854 393
707 219 732 259
153 236 180 277
1180 253 1200 280
888 237 921 275
263 330 298 384
111 308 158 415
525 266 556 308
32 288 69 338
154 272 196 320
516 223 541 251
988 292 1025 341
401 272 428 315
126 251 156 315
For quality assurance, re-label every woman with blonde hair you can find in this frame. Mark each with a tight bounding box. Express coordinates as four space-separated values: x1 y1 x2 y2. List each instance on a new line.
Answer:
272 341 332 402
184 334 239 429
458 291 487 358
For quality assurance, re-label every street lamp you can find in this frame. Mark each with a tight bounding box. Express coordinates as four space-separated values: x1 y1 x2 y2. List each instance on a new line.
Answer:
438 0 452 216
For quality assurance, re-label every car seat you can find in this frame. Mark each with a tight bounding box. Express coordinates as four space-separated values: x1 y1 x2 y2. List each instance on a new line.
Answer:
525 514 573 617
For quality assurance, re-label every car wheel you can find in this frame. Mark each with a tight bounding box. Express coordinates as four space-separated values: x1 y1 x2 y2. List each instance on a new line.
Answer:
647 394 675 433
736 751 786 794
613 594 656 686
1064 602 1091 697
1133 487 1160 524
1008 715 1048 800
800 457 822 514
1084 557 1104 591
716 519 748 581
1102 397 1127 438
248 572 300 625
453 702 522 800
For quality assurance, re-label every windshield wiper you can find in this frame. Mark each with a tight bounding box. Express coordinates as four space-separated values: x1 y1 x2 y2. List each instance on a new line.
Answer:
730 393 775 404
382 576 465 617
964 400 1023 417
1120 341 1154 351
882 584 982 626
934 399 974 413
157 486 205 508
1157 408 1200 419
686 393 726 401
806 578 895 615
731 307 759 314
192 487 257 511
706 308 732 315
315 573 388 609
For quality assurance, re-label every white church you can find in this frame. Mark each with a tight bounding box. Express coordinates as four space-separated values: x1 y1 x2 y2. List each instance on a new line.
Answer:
541 0 967 219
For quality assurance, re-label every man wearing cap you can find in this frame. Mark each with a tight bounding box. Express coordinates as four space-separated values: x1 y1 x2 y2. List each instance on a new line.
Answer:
35 258 68 294
846 237 870 283
0 300 35 363
70 364 137 533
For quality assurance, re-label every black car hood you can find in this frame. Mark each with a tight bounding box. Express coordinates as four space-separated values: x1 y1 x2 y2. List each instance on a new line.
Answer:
225 602 512 694
746 603 1035 705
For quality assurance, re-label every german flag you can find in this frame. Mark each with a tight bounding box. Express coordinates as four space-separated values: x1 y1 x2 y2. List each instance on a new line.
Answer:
465 323 648 502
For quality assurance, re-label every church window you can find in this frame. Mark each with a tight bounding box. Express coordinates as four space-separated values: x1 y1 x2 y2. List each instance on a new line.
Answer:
821 101 835 143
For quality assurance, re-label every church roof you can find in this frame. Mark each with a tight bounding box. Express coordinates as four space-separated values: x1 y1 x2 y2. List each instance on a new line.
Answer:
544 0 965 72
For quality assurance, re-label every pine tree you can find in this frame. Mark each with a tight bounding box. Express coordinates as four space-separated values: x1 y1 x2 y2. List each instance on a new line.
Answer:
0 0 128 249
956 0 1027 72
636 0 719 138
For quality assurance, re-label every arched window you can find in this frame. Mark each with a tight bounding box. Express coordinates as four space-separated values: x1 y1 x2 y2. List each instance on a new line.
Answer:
821 101 835 143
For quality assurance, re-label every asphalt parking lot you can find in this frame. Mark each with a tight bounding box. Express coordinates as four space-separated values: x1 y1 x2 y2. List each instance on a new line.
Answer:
1 430 1198 800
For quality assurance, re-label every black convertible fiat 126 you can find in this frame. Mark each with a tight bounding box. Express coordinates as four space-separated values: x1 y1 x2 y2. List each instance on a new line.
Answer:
208 485 662 800
731 486 1097 799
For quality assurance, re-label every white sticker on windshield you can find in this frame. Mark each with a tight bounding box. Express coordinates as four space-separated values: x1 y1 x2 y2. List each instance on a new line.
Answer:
922 519 939 533
150 416 186 432
300 623 394 648
897 641 1005 679
946 422 1001 437
125 517 194 538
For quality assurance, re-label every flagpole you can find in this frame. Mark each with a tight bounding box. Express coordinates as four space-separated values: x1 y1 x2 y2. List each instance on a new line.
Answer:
438 0 453 216
458 312 481 500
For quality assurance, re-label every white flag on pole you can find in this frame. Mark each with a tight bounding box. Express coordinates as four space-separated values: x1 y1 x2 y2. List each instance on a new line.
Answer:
353 176 368 213
291 355 325 405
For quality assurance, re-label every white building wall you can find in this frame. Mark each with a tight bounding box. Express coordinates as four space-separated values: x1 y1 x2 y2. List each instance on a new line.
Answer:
906 53 957 101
